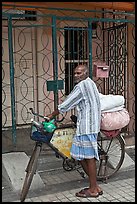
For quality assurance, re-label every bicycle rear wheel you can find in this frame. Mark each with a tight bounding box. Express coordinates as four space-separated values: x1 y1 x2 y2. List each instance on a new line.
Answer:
96 134 125 180
20 143 42 202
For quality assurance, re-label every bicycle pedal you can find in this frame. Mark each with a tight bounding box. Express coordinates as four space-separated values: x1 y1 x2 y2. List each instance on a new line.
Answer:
103 177 108 184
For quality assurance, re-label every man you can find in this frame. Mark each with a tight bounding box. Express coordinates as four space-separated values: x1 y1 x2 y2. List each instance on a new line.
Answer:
47 64 103 198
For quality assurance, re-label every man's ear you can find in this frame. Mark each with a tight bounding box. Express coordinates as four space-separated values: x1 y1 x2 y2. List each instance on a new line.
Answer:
84 70 89 77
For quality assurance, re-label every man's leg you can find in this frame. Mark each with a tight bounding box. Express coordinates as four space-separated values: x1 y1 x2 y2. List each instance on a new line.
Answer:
80 159 88 175
86 158 98 191
80 159 103 194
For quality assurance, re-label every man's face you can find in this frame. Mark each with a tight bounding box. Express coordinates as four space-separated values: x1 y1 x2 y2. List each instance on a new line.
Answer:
74 66 87 84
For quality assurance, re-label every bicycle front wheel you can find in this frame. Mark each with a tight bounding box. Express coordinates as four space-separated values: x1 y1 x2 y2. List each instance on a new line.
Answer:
20 144 41 202
97 134 125 180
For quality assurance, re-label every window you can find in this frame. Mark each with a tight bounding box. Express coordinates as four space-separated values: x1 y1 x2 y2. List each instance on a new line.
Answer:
64 27 88 95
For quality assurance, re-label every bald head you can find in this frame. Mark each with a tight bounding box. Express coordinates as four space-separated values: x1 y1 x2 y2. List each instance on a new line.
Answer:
74 64 89 84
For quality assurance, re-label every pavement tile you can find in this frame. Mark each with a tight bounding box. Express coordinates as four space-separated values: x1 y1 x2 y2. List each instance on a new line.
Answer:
2 148 135 202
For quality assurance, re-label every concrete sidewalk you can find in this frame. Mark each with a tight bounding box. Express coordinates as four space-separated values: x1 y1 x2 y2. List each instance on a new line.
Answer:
2 147 135 202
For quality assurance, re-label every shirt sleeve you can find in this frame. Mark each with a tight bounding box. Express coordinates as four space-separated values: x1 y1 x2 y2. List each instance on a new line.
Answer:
58 85 82 114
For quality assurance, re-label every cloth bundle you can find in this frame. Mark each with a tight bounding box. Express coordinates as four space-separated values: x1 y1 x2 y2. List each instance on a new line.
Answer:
99 93 125 112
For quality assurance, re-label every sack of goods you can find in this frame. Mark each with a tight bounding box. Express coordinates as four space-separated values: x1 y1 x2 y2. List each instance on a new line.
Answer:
99 93 130 130
101 108 130 130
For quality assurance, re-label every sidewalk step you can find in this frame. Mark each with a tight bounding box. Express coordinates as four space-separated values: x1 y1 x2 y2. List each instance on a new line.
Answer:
2 152 45 191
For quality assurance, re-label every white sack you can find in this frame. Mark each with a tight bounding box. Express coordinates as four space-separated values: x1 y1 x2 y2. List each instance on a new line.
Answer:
99 93 125 112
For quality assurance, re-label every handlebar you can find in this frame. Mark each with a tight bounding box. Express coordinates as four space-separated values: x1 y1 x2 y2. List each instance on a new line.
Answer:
29 108 65 123
29 108 76 136
29 108 50 121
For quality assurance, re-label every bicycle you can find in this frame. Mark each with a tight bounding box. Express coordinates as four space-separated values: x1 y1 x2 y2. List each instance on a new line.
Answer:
20 108 125 202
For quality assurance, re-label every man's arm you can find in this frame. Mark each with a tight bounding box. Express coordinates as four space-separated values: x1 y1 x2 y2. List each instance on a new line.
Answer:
47 109 60 120
47 85 82 120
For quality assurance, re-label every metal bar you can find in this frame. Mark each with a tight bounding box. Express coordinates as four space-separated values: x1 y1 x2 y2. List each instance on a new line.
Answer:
52 16 58 110
2 12 135 24
2 12 53 19
11 24 53 28
31 27 39 121
9 23 128 29
65 59 88 63
102 23 127 31
114 26 117 93
7 16 17 146
88 19 92 79
123 25 128 106
56 16 135 24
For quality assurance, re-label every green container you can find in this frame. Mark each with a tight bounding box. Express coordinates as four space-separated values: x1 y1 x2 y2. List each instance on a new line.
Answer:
42 119 56 133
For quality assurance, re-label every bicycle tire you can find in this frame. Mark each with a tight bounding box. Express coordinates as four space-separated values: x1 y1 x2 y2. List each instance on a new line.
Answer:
20 144 41 202
96 134 125 180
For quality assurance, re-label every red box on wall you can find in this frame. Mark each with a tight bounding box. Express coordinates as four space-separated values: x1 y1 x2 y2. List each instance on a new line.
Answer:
93 62 109 78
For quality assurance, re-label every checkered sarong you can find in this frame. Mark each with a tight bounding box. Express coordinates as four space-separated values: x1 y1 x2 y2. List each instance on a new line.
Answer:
70 134 99 161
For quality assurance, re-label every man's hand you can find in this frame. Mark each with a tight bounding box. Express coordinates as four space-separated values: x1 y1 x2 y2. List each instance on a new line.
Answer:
46 109 60 120
47 114 53 120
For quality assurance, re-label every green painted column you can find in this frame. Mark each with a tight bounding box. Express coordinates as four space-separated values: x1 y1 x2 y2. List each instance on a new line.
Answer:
8 16 17 145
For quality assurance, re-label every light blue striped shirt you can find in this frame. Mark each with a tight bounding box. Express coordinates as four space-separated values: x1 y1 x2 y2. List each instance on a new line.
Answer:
58 77 101 135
